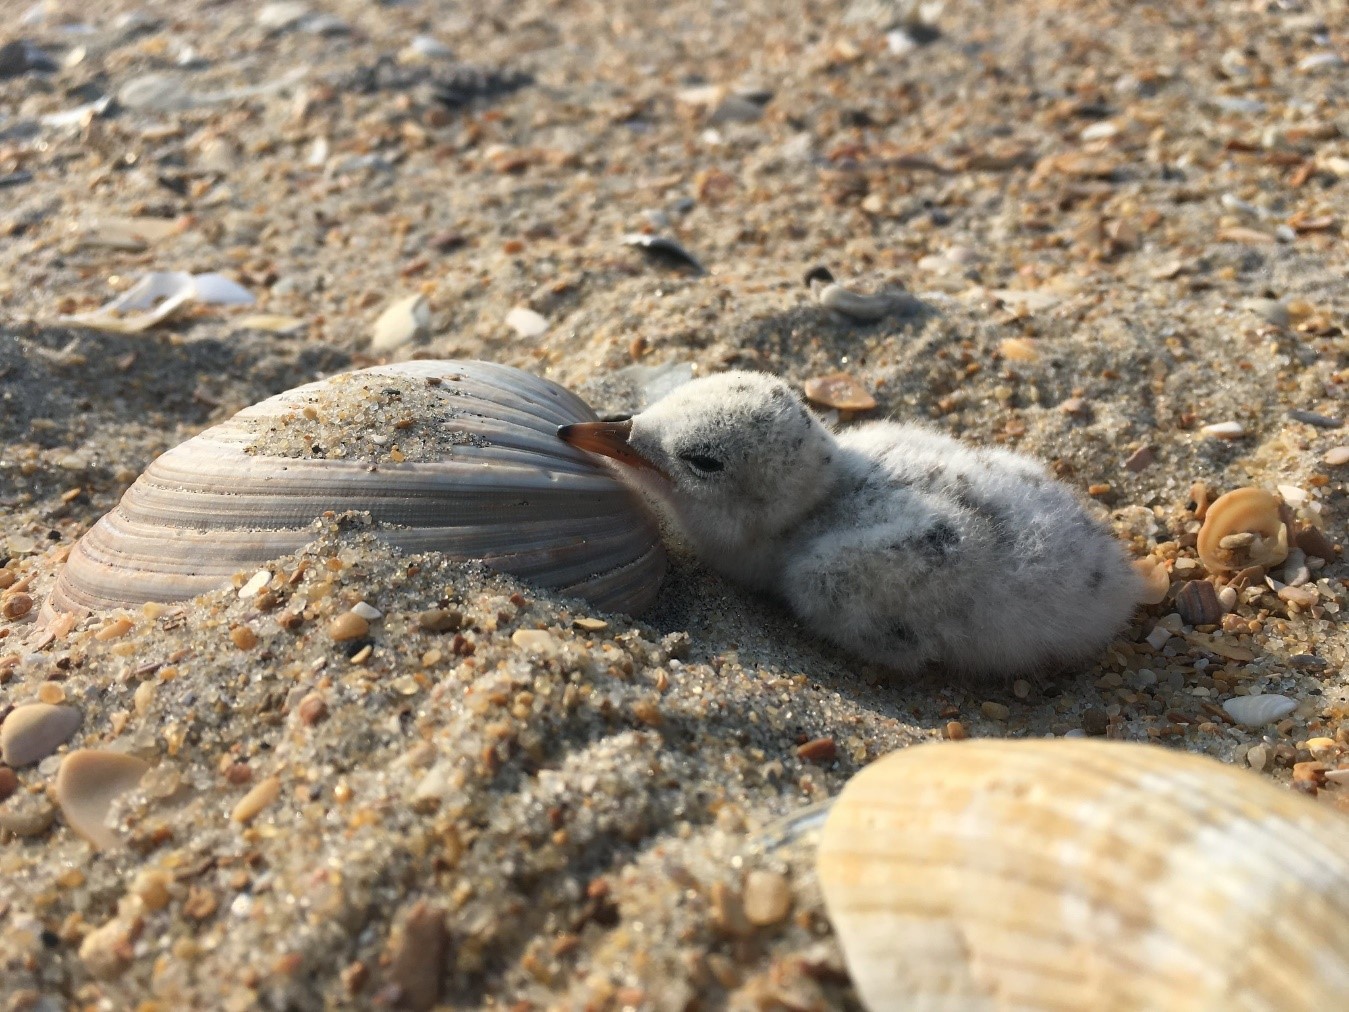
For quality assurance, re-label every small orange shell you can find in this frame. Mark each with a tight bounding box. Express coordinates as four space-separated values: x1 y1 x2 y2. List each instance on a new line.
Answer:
1196 487 1288 573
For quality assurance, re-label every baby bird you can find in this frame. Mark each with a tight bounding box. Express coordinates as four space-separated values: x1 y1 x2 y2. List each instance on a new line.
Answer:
558 371 1141 681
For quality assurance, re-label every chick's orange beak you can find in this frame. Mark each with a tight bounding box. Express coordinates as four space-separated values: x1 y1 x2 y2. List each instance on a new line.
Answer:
557 420 665 476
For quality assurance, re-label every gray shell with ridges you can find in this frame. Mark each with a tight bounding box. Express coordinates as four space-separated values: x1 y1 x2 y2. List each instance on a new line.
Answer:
49 360 665 614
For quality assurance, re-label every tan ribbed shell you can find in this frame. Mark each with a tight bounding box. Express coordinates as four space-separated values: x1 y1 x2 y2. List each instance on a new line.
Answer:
818 738 1349 1011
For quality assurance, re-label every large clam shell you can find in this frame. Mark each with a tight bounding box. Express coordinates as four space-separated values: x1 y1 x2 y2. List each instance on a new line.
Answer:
818 738 1349 1011
49 361 665 614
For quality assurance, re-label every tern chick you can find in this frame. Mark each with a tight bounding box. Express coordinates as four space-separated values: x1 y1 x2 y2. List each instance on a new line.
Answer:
559 371 1142 682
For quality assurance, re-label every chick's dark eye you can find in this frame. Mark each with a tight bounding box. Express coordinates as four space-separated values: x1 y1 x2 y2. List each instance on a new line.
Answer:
679 452 724 474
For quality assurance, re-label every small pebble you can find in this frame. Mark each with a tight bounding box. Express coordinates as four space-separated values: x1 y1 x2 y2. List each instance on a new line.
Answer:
980 701 1010 721
1012 680 1031 700
257 2 310 31
402 35 454 62
742 870 792 926
802 373 876 412
417 608 463 632
710 881 754 938
328 612 370 641
1288 409 1343 429
1081 709 1109 736
1 703 82 767
94 616 134 641
796 737 837 763
1242 298 1289 328
1246 743 1269 771
1 592 33 619
387 902 448 1011
230 626 258 650
943 720 968 740
0 794 56 837
232 775 281 824
1144 624 1172 650
511 629 557 654
1324 446 1349 467
298 693 328 726
0 765 18 801
1123 446 1154 472
132 869 173 911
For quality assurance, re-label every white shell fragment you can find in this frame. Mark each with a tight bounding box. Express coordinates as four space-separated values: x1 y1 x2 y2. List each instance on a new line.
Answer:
621 233 706 274
54 749 150 851
805 266 906 322
1200 420 1246 439
818 739 1349 1011
505 306 548 339
49 361 666 615
1 703 82 767
1222 692 1297 727
371 294 431 351
58 271 255 333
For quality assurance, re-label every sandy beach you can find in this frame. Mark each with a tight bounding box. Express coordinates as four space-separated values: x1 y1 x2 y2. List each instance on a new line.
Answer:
2 0 1347 1007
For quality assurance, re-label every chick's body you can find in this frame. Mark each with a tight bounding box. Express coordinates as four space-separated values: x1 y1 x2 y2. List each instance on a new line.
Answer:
777 423 1139 679
559 371 1140 681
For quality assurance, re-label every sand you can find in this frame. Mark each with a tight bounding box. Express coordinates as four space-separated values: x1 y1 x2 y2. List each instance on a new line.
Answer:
1 0 1347 1007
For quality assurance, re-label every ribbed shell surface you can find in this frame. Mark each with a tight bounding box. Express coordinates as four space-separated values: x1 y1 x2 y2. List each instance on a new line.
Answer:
817 738 1349 1012
50 360 665 614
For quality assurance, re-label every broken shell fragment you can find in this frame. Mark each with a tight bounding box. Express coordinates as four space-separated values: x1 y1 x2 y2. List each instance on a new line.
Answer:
621 233 705 274
48 361 666 616
1196 487 1289 573
1174 579 1222 625
802 373 877 412
54 749 150 851
1131 557 1170 605
806 268 903 322
817 738 1349 1012
1222 693 1297 728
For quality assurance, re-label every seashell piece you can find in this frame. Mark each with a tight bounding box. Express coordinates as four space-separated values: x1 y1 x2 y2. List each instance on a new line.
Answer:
372 294 431 351
54 749 150 851
48 361 666 616
505 306 548 339
1131 556 1170 604
1196 487 1289 573
621 233 706 274
1174 579 1222 625
810 276 901 323
1 703 82 767
802 373 877 412
818 739 1349 1012
1222 692 1297 727
1200 420 1246 439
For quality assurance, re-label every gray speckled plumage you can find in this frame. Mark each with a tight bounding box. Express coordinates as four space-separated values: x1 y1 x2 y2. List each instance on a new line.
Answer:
567 371 1142 681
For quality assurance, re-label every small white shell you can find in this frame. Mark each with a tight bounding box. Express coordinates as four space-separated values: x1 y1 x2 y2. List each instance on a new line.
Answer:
818 738 1349 1011
814 282 898 322
49 361 665 615
1222 692 1298 727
